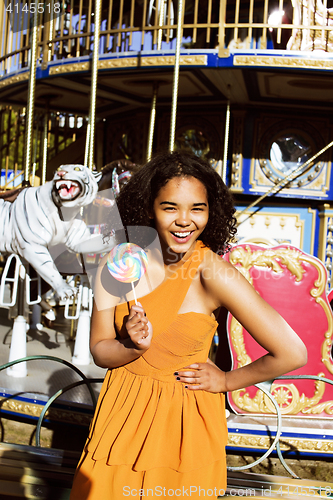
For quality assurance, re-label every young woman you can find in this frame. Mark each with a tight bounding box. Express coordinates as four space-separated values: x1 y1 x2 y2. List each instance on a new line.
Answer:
70 151 307 500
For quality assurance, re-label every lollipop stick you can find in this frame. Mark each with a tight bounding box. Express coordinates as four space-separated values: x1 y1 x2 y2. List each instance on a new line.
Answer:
131 282 138 305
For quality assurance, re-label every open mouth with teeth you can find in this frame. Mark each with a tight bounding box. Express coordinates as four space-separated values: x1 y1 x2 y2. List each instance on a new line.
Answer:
55 179 81 200
171 231 194 243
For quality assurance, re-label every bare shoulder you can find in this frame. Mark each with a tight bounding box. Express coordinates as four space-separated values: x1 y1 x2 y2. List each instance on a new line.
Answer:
200 248 241 282
198 247 254 310
93 254 120 312
94 253 108 289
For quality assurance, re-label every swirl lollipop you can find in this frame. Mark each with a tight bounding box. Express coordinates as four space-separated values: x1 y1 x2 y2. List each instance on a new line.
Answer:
107 243 148 304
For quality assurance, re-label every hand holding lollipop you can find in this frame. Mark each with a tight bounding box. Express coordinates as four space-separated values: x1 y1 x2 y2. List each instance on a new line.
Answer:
125 302 151 347
106 242 148 304
107 242 151 347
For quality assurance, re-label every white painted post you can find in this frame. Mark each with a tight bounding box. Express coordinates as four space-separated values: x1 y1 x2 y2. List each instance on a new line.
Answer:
71 277 93 366
6 260 28 377
7 315 28 377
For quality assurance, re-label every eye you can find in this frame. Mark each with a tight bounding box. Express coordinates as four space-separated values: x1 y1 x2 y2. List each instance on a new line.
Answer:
74 167 81 171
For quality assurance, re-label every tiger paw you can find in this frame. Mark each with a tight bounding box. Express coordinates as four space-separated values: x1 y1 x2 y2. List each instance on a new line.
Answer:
55 282 78 302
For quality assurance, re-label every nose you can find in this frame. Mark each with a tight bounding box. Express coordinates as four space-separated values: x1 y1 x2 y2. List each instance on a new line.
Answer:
57 170 66 178
175 211 191 227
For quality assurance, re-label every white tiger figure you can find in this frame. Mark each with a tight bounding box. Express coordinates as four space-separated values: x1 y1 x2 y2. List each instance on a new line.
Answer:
0 164 118 300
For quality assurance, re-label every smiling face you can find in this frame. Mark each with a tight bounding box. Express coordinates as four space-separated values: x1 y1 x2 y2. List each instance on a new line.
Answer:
152 176 209 261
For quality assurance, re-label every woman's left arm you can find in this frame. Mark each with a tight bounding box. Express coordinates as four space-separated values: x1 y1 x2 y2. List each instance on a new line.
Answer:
176 254 307 393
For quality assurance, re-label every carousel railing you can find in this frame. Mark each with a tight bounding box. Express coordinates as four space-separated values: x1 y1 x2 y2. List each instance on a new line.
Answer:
0 106 85 190
0 355 103 440
1 0 333 77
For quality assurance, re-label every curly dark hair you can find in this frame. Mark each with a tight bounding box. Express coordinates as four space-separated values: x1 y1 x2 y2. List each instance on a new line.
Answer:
115 151 237 254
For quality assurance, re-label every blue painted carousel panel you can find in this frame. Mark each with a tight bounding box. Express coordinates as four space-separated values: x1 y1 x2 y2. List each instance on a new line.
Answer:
239 155 332 200
239 112 333 200
313 211 322 261
226 413 333 459
0 169 24 189
239 156 253 196
235 205 317 256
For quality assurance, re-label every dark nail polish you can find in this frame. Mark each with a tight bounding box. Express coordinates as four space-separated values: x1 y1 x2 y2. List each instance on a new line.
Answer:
176 377 180 380
174 372 178 375
185 386 188 389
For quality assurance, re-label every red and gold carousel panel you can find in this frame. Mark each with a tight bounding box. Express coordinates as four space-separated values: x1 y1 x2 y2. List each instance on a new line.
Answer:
225 244 333 418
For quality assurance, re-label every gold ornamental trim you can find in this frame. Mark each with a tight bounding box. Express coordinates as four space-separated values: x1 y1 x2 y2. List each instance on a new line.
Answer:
229 315 252 367
0 397 43 419
0 396 92 426
264 374 333 415
141 55 207 66
98 58 137 69
229 246 333 415
0 72 29 88
321 312 333 376
228 246 305 284
49 58 138 75
227 432 333 454
49 62 90 74
299 256 333 376
234 55 333 71
49 55 207 75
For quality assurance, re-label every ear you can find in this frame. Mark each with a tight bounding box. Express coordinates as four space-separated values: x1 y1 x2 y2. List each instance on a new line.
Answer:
93 171 102 183
148 208 154 219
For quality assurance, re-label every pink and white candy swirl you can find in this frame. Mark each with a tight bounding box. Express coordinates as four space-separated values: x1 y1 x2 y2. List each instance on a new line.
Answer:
107 243 148 283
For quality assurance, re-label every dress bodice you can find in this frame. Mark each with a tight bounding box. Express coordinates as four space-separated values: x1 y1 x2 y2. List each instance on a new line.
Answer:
114 241 218 381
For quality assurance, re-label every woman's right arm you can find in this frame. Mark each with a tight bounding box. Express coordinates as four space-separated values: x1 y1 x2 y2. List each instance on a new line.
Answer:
89 260 152 369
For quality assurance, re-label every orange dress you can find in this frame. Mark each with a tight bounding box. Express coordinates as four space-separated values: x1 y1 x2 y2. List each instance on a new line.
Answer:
70 241 228 499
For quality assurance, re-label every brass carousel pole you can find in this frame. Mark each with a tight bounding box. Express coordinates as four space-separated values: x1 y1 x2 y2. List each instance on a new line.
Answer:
169 0 184 152
31 117 39 187
146 1 165 161
157 0 165 49
24 8 39 184
74 1 102 356
84 121 91 167
147 82 158 162
221 87 231 184
42 108 49 185
87 0 102 171
47 0 55 64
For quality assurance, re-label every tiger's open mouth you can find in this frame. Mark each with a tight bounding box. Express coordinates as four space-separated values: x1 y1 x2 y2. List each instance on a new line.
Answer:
55 180 81 200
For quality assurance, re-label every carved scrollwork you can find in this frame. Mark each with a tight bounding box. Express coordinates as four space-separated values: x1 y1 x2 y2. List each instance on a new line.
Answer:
227 432 333 453
229 246 305 284
141 55 207 66
229 245 333 415
264 382 301 414
234 55 333 70
263 376 329 415
0 72 29 88
229 315 252 368
0 396 92 425
231 387 267 413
